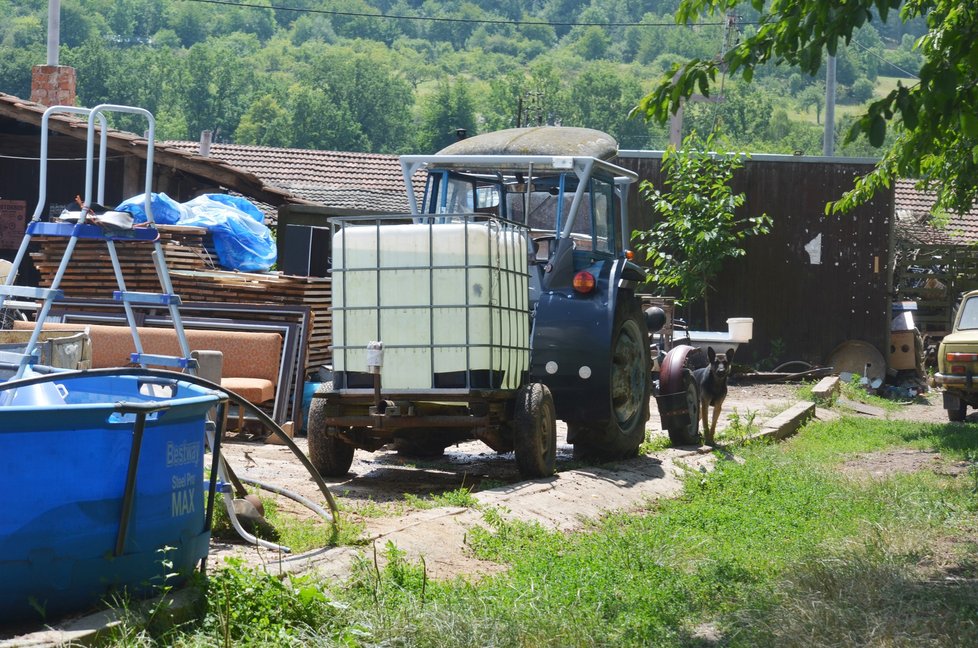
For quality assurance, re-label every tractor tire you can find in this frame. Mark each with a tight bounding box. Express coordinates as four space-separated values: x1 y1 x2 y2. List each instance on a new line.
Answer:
667 368 702 446
306 383 355 477
572 294 651 461
513 383 557 478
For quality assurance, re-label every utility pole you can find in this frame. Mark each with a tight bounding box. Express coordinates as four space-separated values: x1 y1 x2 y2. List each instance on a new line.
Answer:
823 54 837 156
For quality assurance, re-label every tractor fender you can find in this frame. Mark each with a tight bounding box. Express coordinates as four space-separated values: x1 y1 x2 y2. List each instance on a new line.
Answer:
529 257 637 423
659 344 698 395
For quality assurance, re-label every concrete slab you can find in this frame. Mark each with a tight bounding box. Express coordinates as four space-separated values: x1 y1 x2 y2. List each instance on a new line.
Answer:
747 401 816 442
811 376 840 402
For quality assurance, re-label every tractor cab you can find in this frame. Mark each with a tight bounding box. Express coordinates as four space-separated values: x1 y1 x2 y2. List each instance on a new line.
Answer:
400 127 644 305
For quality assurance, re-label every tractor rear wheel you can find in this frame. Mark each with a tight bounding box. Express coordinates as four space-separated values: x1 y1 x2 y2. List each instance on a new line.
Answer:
572 295 650 461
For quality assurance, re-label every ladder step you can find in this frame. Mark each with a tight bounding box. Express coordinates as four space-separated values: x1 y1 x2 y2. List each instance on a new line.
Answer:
130 353 198 369
113 291 181 306
0 299 41 310
0 285 63 301
27 221 159 242
0 349 38 366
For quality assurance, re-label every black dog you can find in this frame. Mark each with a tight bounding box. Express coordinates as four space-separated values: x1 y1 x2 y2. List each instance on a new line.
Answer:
692 346 735 445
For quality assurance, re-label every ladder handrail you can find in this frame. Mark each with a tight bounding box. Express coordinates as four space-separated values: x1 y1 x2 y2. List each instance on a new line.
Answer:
2 104 193 390
29 105 108 223
86 104 154 224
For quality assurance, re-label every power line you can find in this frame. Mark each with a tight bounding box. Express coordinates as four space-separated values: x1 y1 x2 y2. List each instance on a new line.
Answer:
849 37 920 80
180 0 739 28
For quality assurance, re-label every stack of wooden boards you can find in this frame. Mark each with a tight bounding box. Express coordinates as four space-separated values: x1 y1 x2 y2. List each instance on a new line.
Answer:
30 225 332 378
30 225 214 292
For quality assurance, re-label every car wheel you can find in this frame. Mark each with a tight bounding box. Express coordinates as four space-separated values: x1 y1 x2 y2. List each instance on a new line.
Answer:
948 400 967 422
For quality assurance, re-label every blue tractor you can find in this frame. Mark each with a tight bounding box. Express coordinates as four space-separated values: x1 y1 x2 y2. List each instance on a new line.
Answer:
307 127 652 478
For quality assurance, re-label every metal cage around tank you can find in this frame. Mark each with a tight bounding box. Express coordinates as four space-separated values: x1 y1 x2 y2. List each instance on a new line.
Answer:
328 213 531 394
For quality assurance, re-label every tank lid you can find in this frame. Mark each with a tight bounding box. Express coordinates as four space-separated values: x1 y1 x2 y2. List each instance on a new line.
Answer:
436 127 619 160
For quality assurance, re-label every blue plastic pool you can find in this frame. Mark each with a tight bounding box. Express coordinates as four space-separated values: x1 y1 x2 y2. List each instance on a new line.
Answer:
0 372 223 624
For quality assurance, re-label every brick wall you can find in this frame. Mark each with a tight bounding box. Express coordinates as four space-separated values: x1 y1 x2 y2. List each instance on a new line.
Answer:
30 65 76 106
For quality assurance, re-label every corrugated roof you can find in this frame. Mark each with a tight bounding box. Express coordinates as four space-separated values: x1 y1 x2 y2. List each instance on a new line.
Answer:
162 141 422 211
894 178 978 246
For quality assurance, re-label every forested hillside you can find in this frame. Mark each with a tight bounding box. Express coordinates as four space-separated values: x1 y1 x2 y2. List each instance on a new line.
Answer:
0 0 925 155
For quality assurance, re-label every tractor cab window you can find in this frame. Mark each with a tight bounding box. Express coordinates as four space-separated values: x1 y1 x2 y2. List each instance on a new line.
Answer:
423 171 500 216
587 176 616 255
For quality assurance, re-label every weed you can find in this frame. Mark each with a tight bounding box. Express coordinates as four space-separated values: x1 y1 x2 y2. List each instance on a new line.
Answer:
349 497 403 518
474 478 507 491
967 451 978 494
836 374 902 414
721 408 759 443
757 337 786 370
404 486 480 510
200 557 347 646
640 431 673 454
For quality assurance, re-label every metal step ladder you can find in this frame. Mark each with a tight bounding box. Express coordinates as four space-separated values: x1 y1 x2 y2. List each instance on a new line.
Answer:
0 104 197 383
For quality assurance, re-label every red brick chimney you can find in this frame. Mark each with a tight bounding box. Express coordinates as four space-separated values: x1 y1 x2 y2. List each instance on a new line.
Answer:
30 65 76 106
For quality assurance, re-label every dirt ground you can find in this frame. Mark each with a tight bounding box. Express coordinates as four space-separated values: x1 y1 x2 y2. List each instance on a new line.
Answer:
211 382 949 582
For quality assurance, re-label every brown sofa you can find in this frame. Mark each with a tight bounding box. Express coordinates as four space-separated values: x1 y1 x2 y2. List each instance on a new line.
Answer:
13 321 283 407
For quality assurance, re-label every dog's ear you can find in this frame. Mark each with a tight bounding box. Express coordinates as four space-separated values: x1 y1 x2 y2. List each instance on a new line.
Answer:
707 346 716 363
726 347 736 363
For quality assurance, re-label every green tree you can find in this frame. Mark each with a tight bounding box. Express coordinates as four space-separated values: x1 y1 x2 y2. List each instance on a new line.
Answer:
633 0 976 216
0 46 40 98
565 61 649 148
633 131 772 328
294 44 413 152
570 25 611 60
414 78 477 152
796 82 826 125
289 85 368 151
181 35 261 142
235 94 293 146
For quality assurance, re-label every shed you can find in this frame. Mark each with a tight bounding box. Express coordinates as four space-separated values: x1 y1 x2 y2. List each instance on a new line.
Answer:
617 151 895 370
891 178 978 339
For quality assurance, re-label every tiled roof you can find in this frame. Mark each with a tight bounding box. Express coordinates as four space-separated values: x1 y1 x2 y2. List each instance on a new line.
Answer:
894 178 978 246
162 141 422 211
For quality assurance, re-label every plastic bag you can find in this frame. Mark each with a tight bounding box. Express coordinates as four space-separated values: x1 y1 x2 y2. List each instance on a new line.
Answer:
205 194 265 223
115 193 276 272
180 195 276 272
115 192 188 225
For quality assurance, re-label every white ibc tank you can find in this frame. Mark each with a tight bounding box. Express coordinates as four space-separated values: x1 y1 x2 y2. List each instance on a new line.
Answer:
332 219 530 390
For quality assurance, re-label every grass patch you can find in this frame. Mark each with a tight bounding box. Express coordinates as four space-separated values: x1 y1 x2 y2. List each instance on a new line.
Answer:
210 492 362 551
403 486 480 510
109 415 978 646
640 431 673 454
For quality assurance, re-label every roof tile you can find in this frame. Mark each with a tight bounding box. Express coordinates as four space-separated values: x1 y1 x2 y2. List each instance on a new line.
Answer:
894 178 978 246
162 141 422 211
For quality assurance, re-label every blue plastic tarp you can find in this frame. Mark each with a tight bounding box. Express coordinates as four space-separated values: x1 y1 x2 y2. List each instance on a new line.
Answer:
117 193 276 272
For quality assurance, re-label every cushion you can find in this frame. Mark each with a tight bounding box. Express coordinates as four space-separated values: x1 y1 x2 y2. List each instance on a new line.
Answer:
221 377 275 404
